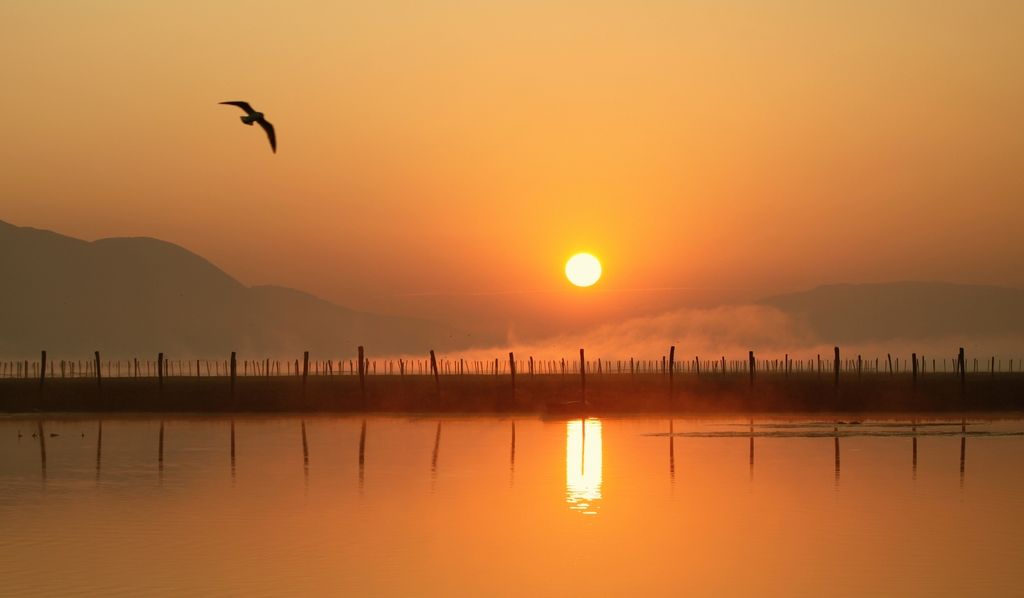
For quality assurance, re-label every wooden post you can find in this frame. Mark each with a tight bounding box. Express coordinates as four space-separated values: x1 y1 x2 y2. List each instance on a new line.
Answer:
749 351 755 388
857 355 862 380
358 346 366 399
509 352 516 394
39 350 46 397
833 347 840 392
887 353 893 378
158 352 164 392
958 347 966 397
580 348 587 404
230 352 237 397
529 356 534 379
668 346 675 400
430 350 440 398
695 355 700 379
302 351 309 388
912 352 918 391
94 351 102 391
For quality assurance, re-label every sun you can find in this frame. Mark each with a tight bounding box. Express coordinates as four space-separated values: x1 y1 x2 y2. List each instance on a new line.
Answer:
565 254 602 287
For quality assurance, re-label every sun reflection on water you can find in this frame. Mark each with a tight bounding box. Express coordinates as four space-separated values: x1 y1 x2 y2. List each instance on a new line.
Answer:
566 419 602 514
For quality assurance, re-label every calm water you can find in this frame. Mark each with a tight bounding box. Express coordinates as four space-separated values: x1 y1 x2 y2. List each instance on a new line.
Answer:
1 416 1023 597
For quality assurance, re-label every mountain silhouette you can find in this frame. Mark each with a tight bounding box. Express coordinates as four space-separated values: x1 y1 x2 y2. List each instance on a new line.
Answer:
760 281 1024 344
0 220 480 360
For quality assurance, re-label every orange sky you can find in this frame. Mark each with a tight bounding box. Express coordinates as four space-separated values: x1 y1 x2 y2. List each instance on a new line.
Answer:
2 0 1023 340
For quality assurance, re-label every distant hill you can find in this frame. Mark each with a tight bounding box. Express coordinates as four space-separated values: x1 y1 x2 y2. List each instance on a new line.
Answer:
0 220 478 360
759 282 1024 344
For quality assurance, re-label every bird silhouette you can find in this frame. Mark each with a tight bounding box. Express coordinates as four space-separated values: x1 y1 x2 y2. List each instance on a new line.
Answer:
219 101 276 153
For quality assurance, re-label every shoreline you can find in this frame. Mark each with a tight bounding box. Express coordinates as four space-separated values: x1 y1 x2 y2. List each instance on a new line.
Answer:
3 372 1023 414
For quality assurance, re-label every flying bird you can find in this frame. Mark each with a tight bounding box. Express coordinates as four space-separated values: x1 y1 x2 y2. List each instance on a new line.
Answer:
219 101 276 153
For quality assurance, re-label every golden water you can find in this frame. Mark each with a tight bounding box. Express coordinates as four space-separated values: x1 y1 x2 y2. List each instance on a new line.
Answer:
1 416 1022 597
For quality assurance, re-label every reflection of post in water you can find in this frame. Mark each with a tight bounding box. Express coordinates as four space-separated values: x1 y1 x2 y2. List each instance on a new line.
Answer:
96 421 103 480
158 421 165 476
912 423 917 481
749 419 754 481
960 418 966 488
960 437 966 488
580 418 586 476
431 421 442 489
510 420 516 485
358 419 366 490
230 420 236 480
300 420 309 478
668 420 674 482
566 419 602 513
834 426 840 487
38 421 47 481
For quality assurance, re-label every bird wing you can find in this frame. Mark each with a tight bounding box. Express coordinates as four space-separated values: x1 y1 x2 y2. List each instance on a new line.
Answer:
219 101 255 115
257 119 277 153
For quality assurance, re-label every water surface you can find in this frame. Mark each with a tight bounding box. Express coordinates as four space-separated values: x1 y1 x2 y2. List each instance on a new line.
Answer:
1 416 1022 597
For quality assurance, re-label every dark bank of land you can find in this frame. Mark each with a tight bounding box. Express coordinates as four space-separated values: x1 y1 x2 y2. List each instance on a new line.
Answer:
2 372 1023 415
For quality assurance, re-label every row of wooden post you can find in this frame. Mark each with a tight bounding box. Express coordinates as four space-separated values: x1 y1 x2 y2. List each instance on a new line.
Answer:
8 349 1005 382
22 345 977 406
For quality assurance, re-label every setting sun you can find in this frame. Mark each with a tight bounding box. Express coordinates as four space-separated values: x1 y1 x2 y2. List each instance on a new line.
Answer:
565 254 602 287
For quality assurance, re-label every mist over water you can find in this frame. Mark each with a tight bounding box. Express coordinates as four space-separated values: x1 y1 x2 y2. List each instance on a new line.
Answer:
1 416 1022 597
431 303 1024 370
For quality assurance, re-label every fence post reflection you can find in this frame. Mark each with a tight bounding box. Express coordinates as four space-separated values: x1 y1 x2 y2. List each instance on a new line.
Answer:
749 419 754 482
301 420 309 486
960 419 966 488
912 424 917 481
834 426 840 488
96 420 102 481
38 420 46 481
431 421 442 491
158 421 164 478
510 420 516 486
566 419 602 514
668 419 674 483
230 420 236 481
359 419 366 491
960 437 966 488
